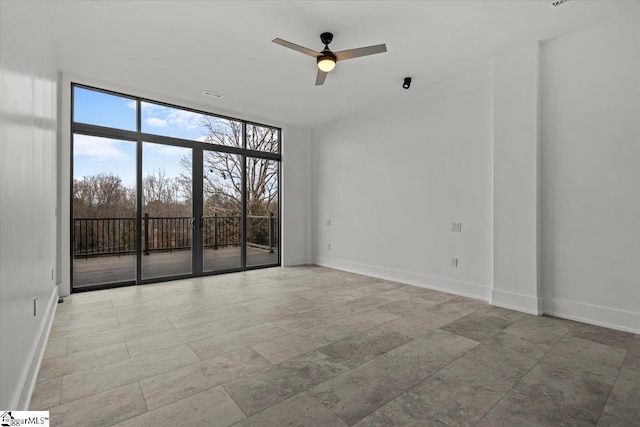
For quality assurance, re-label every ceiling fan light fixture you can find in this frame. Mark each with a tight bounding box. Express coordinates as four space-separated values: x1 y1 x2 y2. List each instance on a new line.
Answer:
273 33 387 86
317 53 336 72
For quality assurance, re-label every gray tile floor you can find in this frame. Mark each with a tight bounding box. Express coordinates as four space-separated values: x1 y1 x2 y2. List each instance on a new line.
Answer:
32 266 639 426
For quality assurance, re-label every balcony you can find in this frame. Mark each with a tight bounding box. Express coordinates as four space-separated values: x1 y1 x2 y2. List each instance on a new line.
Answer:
73 214 278 288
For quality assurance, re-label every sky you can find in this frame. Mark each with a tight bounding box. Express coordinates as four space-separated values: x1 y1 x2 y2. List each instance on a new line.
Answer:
73 86 278 201
73 87 211 187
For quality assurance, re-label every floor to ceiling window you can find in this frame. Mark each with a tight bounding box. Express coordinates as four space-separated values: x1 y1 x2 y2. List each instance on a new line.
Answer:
71 84 280 291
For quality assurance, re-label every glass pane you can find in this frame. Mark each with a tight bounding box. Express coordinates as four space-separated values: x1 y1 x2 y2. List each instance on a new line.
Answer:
202 151 243 272
72 134 136 288
141 102 242 147
246 158 279 267
73 86 137 131
247 124 279 153
141 142 192 279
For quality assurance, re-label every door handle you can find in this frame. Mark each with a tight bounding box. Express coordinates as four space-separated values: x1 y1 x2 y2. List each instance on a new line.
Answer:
189 217 196 230
199 216 204 231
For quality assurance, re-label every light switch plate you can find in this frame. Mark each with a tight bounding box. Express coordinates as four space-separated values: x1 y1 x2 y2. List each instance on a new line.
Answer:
451 222 462 232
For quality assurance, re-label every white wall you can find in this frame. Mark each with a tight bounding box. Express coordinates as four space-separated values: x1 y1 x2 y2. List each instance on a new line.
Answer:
312 64 494 299
310 11 639 333
492 43 542 314
0 1 59 409
282 126 311 266
541 13 640 332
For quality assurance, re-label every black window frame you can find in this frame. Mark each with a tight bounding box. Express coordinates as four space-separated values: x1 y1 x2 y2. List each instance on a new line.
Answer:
70 83 282 292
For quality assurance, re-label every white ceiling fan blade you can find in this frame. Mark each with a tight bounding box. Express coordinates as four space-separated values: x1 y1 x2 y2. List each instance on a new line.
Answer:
315 69 328 86
273 38 321 57
335 44 387 61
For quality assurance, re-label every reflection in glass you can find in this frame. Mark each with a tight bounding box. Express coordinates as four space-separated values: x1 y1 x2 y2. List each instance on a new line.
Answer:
247 124 279 153
141 142 193 279
141 101 242 147
246 158 279 267
72 134 137 288
73 86 137 131
202 151 243 271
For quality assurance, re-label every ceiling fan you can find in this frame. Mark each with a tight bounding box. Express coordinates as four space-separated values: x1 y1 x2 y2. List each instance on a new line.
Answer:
272 32 387 86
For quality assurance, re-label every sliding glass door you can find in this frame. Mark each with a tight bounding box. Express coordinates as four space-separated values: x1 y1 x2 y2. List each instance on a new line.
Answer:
141 142 193 280
202 150 243 272
72 134 137 288
71 84 280 292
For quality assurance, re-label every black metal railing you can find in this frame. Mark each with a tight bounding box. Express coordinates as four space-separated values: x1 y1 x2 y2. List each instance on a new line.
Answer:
202 214 241 250
142 214 192 255
247 214 278 253
73 214 278 258
73 217 136 257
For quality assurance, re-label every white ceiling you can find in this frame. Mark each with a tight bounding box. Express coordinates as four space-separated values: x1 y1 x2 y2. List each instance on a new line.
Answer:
49 0 637 128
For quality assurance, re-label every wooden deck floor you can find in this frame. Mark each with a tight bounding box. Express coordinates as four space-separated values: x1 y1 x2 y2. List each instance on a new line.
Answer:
73 247 278 289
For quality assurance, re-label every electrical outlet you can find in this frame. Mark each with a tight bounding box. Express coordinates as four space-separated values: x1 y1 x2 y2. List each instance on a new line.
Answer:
327 243 332 250
451 222 462 232
326 219 332 226
451 257 458 268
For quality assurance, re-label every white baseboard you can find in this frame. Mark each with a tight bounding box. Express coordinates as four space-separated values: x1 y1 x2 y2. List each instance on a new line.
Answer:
282 255 309 267
314 256 490 301
491 288 542 315
543 297 639 334
14 286 59 410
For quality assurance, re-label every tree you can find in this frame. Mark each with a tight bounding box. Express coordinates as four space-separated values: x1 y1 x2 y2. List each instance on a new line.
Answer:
72 118 280 252
143 169 190 217
194 118 279 216
187 117 279 247
73 170 192 218
73 173 135 218
72 173 136 255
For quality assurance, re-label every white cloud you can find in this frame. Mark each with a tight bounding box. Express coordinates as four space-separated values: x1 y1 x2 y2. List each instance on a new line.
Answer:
196 135 209 142
145 117 167 128
74 134 131 161
165 109 203 130
127 101 210 134
140 101 162 113
144 142 190 157
140 101 205 131
157 145 191 156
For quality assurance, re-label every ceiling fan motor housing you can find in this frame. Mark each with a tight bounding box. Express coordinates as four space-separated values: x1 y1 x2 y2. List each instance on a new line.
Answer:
318 50 337 63
318 33 337 72
320 32 334 46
